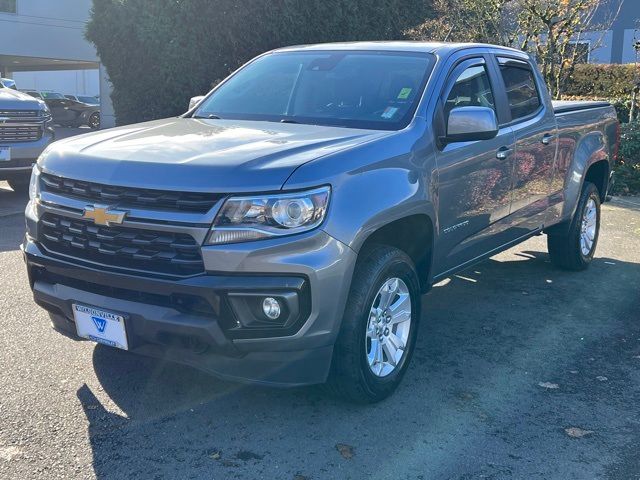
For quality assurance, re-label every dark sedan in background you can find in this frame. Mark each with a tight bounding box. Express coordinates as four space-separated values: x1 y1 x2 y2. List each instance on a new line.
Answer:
64 94 99 106
25 91 101 129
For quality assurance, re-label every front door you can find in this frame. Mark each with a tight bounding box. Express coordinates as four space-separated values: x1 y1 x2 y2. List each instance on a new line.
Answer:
433 57 516 275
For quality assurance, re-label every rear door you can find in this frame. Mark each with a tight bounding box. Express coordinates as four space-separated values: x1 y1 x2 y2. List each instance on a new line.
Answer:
493 56 559 231
433 56 516 275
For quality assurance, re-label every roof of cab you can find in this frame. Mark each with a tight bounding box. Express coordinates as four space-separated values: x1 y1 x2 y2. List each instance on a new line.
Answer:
273 41 528 58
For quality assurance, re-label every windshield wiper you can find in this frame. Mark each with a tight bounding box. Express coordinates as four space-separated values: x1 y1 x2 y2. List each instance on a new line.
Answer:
193 113 222 119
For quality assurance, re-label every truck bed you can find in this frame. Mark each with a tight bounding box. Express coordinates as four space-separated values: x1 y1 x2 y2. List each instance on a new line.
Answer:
552 100 612 114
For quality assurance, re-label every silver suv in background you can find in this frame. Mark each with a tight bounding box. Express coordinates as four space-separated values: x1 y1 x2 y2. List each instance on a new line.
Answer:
0 82 54 192
1 78 17 89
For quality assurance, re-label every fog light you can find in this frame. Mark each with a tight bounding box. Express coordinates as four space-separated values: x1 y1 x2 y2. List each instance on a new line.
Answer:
262 297 281 320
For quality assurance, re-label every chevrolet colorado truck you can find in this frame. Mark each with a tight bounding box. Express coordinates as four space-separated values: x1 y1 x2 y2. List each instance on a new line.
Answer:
0 83 54 192
23 42 619 403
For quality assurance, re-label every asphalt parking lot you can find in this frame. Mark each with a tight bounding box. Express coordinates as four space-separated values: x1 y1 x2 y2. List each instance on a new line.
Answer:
0 184 639 480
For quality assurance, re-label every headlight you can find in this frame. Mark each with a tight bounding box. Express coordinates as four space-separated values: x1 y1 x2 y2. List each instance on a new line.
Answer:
29 164 41 201
38 101 50 115
206 186 330 245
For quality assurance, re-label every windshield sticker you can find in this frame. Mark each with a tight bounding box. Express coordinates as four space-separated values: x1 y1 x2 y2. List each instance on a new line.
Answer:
397 88 412 100
381 107 399 119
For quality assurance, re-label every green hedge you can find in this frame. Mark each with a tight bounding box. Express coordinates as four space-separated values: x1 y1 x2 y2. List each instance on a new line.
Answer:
86 0 431 125
611 122 640 196
564 64 637 98
0 0 16 13
562 64 638 124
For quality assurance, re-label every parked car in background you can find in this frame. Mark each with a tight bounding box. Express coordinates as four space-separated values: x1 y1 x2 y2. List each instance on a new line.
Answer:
24 42 619 402
64 94 99 106
22 90 44 99
40 91 101 129
1 78 17 90
0 82 54 192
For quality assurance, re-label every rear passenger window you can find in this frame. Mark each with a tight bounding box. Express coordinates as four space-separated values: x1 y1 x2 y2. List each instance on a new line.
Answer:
444 64 495 122
498 58 541 121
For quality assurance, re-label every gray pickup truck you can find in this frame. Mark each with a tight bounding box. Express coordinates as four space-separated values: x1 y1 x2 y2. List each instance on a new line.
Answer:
0 83 54 192
23 42 619 403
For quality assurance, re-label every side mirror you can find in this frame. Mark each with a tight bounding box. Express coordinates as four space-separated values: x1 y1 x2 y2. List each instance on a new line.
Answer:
189 95 205 110
446 106 498 143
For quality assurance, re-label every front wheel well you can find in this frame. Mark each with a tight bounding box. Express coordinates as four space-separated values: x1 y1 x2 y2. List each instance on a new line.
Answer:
358 215 433 293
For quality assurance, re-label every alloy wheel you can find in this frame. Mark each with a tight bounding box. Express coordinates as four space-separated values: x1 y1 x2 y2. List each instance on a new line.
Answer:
365 277 412 377
580 197 597 257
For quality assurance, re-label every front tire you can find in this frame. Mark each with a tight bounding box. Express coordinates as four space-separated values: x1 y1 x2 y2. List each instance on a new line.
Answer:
547 181 601 270
327 245 421 403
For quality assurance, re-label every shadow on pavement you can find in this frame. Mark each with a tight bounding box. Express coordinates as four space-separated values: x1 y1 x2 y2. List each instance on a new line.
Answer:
0 185 28 252
81 250 640 479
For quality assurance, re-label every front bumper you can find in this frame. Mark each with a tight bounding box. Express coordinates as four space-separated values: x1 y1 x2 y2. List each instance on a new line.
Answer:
23 227 357 386
0 127 54 179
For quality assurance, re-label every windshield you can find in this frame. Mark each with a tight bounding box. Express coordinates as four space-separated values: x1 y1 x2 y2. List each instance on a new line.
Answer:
41 92 65 99
1 79 16 90
194 50 434 130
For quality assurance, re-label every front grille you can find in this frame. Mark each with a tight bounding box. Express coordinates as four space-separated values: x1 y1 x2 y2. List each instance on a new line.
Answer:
0 109 41 118
0 124 42 142
39 213 205 276
40 173 221 213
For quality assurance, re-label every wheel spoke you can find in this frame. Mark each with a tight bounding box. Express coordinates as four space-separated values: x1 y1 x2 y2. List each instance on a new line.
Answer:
382 340 398 366
390 309 411 326
368 338 383 365
387 332 405 352
389 292 410 313
389 293 410 324
366 323 377 339
378 279 399 310
581 237 590 255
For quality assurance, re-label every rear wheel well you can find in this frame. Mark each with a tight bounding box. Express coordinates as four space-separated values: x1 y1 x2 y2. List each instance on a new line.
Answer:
585 160 609 201
359 215 433 293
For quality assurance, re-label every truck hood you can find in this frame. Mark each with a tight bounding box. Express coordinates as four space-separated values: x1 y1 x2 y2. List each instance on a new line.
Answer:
41 117 389 192
0 88 46 110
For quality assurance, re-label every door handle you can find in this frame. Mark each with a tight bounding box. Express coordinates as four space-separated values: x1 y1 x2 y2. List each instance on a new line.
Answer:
496 147 512 160
542 133 556 145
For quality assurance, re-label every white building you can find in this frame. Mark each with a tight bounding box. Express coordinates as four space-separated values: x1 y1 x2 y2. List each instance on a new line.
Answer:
0 0 115 127
582 0 640 64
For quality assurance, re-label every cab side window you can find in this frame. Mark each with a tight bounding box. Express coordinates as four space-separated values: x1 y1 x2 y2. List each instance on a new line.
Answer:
444 64 495 122
498 58 541 121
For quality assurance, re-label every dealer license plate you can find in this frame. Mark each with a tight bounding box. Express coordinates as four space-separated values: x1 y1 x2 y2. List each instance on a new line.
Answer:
73 304 129 350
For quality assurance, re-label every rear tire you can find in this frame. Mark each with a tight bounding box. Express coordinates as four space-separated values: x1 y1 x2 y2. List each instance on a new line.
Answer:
547 181 601 271
326 245 421 403
7 177 30 194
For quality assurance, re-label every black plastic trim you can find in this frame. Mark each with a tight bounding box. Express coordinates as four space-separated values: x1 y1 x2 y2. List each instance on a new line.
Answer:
24 238 311 341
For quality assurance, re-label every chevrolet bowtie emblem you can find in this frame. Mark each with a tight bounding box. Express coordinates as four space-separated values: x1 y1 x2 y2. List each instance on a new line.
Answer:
82 205 127 226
